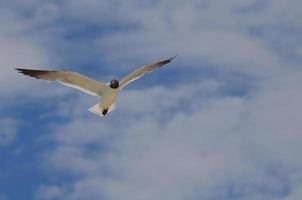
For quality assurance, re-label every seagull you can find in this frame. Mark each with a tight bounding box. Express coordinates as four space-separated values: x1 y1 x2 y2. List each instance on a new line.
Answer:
16 56 175 116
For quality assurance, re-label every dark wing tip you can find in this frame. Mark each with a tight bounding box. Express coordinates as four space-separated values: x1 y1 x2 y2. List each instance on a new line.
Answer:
15 68 52 79
157 55 177 66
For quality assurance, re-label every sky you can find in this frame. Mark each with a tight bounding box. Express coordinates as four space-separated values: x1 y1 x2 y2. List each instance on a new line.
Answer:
1 0 302 199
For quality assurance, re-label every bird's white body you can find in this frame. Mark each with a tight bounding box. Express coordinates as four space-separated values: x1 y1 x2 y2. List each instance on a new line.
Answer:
101 88 119 109
89 88 119 116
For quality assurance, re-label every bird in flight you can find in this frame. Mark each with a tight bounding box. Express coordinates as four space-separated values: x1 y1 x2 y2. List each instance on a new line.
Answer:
16 56 175 116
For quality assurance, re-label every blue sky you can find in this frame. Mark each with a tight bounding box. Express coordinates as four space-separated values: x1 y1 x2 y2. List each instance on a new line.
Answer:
1 0 302 199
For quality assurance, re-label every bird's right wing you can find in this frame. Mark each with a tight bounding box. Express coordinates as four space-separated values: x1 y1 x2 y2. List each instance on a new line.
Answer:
16 68 108 96
119 56 176 89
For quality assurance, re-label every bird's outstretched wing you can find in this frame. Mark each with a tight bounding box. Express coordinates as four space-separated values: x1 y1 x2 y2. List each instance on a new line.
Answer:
16 68 107 96
119 56 176 89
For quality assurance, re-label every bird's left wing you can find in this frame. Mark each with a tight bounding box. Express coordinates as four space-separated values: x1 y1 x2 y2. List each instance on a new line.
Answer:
118 56 176 89
16 68 107 96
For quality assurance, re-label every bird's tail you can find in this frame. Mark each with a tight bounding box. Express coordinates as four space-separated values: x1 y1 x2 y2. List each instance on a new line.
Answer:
88 102 116 117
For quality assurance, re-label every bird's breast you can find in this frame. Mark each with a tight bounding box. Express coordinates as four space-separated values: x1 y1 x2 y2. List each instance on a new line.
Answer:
102 89 119 108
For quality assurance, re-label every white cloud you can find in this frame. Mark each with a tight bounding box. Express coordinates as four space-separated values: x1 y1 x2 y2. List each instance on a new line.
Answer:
35 185 65 200
42 72 302 200
0 2 56 102
244 72 302 166
0 37 48 94
1 0 302 200
92 0 293 77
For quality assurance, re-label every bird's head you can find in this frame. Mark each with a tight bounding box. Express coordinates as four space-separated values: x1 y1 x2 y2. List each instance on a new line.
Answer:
110 79 119 89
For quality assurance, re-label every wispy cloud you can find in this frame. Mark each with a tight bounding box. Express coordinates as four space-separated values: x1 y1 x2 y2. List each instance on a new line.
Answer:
1 0 302 200
34 185 65 200
0 118 18 146
41 75 301 199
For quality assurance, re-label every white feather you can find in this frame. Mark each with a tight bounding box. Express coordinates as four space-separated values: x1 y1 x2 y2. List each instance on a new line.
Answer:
59 81 98 96
88 103 103 116
119 75 143 90
88 102 116 117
